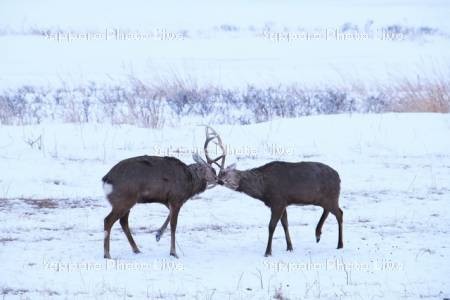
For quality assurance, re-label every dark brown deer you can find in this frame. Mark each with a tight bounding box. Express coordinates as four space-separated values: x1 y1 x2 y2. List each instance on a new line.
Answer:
218 161 343 256
153 127 227 243
102 127 225 259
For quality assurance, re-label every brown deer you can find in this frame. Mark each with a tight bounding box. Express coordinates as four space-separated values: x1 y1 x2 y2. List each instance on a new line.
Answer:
218 160 343 256
102 127 225 259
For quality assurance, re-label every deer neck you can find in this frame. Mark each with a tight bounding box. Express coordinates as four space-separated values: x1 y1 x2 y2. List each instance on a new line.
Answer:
188 164 208 196
237 170 265 200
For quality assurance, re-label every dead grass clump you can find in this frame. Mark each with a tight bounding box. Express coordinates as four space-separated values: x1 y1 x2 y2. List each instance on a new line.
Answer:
190 224 225 232
1 288 29 296
388 77 450 113
21 198 59 209
0 237 18 243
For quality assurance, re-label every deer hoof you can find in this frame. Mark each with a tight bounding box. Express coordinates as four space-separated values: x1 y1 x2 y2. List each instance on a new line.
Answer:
337 243 343 249
104 253 111 259
133 248 141 254
264 252 272 257
316 236 321 243
170 252 179 259
287 246 293 252
155 231 162 242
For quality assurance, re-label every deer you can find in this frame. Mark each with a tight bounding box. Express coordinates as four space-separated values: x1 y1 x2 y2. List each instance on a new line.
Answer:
101 127 225 259
217 153 343 256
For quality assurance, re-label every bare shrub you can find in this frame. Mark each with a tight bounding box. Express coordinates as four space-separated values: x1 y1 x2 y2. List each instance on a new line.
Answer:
362 93 388 113
0 70 448 126
0 86 38 124
98 85 128 124
313 89 356 114
125 77 168 128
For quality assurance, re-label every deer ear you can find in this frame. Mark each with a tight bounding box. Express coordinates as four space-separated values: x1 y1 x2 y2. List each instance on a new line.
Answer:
192 152 207 164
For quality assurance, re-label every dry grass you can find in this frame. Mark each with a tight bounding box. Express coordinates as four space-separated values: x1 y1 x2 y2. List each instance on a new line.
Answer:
0 197 102 210
347 72 450 113
388 77 450 113
22 198 59 209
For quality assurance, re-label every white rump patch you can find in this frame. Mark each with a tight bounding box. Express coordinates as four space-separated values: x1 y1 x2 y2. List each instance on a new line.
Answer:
103 182 113 196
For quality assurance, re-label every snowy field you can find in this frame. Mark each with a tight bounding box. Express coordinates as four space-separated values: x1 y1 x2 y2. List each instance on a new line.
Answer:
1 114 450 299
1 0 450 89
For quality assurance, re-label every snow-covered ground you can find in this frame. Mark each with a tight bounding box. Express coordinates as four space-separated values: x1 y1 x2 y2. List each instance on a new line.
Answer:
1 0 450 89
1 114 449 299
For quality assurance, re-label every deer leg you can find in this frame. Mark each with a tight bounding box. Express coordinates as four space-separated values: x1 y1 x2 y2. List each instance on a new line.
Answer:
315 209 330 243
155 214 170 242
264 206 284 257
120 210 140 254
169 204 181 258
331 207 344 249
280 209 293 251
104 209 121 259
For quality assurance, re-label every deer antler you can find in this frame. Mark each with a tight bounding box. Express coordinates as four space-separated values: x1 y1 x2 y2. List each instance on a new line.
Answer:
204 126 226 170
